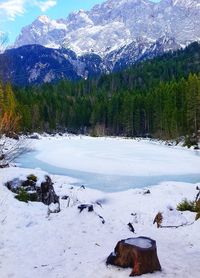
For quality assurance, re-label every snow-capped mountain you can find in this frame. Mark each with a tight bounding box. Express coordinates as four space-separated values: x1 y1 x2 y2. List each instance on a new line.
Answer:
1 0 199 85
14 0 200 57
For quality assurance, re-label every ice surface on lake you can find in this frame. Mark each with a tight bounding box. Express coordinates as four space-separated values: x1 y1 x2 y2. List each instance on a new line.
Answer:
16 136 200 191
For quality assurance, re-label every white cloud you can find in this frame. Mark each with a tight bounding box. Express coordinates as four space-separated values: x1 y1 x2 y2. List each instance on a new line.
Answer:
0 0 26 21
34 0 57 12
0 0 57 21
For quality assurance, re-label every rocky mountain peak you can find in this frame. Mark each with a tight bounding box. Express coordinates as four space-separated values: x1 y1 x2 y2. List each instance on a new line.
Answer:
13 0 200 56
12 0 200 60
37 15 51 23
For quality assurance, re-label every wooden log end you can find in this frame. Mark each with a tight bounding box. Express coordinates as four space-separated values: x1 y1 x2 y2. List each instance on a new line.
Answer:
107 237 161 276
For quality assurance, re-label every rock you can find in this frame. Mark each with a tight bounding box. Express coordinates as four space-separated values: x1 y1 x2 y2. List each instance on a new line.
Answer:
98 215 105 224
77 204 105 224
6 178 22 193
28 134 40 139
61 195 69 200
195 188 200 202
0 163 9 168
95 198 108 205
127 222 135 233
21 179 36 189
48 202 60 214
5 175 60 210
78 204 94 213
143 189 151 195
106 237 161 276
96 201 102 208
0 154 5 161
6 132 19 140
39 175 60 206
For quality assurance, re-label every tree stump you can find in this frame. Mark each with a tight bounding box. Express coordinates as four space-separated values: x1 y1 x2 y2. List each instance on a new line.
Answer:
106 237 161 276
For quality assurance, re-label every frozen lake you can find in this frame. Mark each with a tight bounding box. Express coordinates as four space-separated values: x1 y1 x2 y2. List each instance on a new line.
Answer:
16 136 200 192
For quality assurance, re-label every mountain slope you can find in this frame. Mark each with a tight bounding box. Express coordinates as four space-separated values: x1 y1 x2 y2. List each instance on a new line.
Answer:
0 45 109 85
0 36 183 85
13 0 200 57
2 0 200 85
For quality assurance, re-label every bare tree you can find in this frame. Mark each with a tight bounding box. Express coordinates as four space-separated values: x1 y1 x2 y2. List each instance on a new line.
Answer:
0 108 28 168
0 34 29 167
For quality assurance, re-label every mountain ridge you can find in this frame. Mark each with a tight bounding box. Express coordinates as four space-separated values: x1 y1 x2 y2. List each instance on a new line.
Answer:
0 35 184 85
1 0 200 85
13 0 200 56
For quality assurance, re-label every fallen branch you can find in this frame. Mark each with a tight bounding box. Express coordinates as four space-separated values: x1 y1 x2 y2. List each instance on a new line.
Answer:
159 221 195 229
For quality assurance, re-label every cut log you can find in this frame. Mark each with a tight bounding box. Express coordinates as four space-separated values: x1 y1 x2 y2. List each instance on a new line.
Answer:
106 236 161 276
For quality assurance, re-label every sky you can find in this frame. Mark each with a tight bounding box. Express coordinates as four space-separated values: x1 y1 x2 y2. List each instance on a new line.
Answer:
0 0 160 45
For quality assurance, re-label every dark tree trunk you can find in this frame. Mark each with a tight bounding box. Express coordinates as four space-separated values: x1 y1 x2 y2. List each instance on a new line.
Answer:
107 237 161 276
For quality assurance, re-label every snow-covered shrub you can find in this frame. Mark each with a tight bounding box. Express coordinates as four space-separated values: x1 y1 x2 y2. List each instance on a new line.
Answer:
177 198 200 221
14 185 38 203
15 188 31 203
27 174 37 183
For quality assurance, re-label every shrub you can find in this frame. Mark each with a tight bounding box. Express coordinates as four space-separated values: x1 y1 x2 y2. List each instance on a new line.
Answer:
15 188 30 203
177 198 200 221
177 199 196 212
27 174 37 182
15 188 38 203
28 192 38 202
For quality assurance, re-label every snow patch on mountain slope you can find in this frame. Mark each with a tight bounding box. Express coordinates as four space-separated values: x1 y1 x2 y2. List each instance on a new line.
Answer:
13 0 200 57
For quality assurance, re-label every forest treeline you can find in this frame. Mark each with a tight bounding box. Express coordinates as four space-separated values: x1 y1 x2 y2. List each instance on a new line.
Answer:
0 42 200 140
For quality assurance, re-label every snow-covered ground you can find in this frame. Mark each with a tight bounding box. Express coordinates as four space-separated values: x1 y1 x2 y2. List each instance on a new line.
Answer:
1 136 200 277
0 166 200 278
